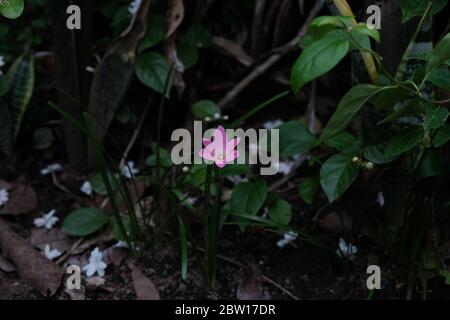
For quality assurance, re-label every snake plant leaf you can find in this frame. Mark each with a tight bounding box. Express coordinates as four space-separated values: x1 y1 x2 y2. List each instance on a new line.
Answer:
291 29 350 94
3 54 35 154
0 0 24 19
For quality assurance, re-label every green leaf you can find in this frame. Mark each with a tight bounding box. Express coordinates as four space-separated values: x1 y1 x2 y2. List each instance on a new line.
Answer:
424 106 449 130
400 0 448 23
230 180 267 231
364 145 399 164
135 52 171 96
268 198 292 226
439 270 450 285
221 163 252 176
146 148 173 168
278 121 317 156
320 149 360 203
324 131 356 151
89 172 119 195
308 16 353 32
426 67 450 90
351 23 380 43
320 84 381 142
428 33 450 71
192 100 221 119
184 24 212 48
433 124 450 147
384 127 424 158
62 208 110 236
113 216 132 241
177 41 199 69
0 0 24 19
374 86 412 110
33 127 55 150
298 176 320 205
416 148 444 178
378 98 423 124
139 15 167 52
291 30 350 93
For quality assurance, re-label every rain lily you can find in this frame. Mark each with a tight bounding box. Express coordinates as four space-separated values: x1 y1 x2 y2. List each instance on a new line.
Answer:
83 247 107 277
43 244 62 261
33 210 59 229
0 188 9 207
40 163 63 176
121 161 139 179
199 126 240 168
80 181 93 196
262 119 283 130
276 231 298 249
336 238 358 259
128 0 142 15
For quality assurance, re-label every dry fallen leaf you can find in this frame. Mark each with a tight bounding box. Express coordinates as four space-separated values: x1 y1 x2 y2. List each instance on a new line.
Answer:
131 265 160 300
318 211 353 234
0 254 16 273
30 228 72 253
0 218 63 296
65 287 85 300
0 184 38 215
102 246 128 266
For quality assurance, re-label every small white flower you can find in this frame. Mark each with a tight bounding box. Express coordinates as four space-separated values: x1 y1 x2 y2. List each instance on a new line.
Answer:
205 116 211 122
186 197 197 205
33 210 59 229
121 161 139 179
376 191 385 207
336 238 358 259
80 181 93 196
276 160 295 176
0 56 5 68
113 241 129 249
40 163 63 176
213 113 221 119
262 119 283 130
128 0 142 15
85 66 95 73
222 115 229 121
43 244 62 261
83 247 107 277
0 189 9 207
182 166 189 173
276 231 298 249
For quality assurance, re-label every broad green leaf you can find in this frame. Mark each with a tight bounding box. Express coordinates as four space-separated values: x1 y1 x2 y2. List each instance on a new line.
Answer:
62 208 109 236
426 67 450 90
374 86 412 110
308 16 353 32
378 98 423 124
177 41 199 69
433 124 450 147
268 198 292 226
291 30 350 93
384 126 424 158
400 0 448 22
320 84 381 142
364 145 399 164
192 100 221 119
146 148 173 168
184 24 212 48
428 33 450 71
424 106 449 130
113 216 132 241
135 52 171 96
33 127 54 150
0 0 24 19
278 121 317 156
139 15 167 52
320 149 360 203
351 23 380 43
324 131 356 151
230 180 267 231
221 163 252 176
89 172 119 195
298 176 320 205
416 148 444 178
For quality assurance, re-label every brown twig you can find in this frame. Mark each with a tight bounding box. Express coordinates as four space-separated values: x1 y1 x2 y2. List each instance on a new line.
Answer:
218 0 325 109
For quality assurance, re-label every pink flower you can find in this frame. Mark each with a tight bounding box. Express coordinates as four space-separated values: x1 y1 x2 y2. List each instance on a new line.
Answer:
199 126 240 168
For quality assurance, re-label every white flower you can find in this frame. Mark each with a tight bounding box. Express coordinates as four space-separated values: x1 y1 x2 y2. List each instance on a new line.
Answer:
336 238 358 259
205 116 211 122
83 247 107 277
0 189 9 207
113 241 129 249
227 175 249 184
128 0 142 15
121 161 139 179
80 181 93 196
213 113 221 119
276 160 295 176
376 191 385 207
43 244 62 261
276 231 298 249
262 119 283 130
182 166 189 173
85 66 95 73
33 210 59 229
40 163 63 176
186 197 197 205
